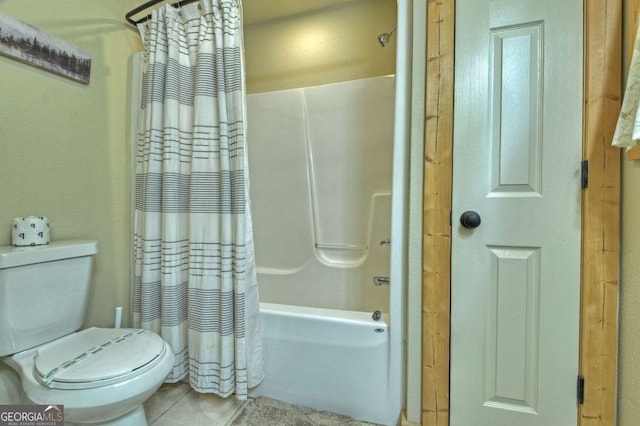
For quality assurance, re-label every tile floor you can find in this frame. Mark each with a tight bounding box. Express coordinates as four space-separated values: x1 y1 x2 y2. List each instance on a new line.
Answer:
144 382 246 426
144 382 382 426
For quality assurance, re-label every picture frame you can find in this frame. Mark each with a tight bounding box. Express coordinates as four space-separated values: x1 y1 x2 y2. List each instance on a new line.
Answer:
0 13 91 84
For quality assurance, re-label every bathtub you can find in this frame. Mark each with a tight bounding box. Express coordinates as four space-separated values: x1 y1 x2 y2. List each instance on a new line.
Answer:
250 303 393 425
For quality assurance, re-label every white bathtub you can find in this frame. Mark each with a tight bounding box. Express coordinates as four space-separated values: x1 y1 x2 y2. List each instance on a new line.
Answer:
250 302 394 425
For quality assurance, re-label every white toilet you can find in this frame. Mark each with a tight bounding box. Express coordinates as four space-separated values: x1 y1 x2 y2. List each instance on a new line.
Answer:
0 240 175 425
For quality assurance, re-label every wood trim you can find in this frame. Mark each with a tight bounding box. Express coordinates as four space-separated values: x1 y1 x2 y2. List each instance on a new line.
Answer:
420 1 621 425
421 0 454 425
626 148 640 160
580 1 621 425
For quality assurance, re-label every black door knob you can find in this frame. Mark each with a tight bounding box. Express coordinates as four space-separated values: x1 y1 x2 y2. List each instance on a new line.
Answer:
460 211 481 229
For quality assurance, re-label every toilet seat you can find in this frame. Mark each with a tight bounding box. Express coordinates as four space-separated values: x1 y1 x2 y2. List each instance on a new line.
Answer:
33 327 167 390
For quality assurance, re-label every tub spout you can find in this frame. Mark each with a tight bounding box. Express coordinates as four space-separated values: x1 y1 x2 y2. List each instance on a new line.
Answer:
373 276 390 286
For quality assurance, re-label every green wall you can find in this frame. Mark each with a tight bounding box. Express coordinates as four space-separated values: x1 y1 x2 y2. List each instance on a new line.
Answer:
0 0 141 328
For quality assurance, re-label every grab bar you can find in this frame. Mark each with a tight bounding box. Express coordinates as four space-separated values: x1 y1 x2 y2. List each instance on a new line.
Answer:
373 276 390 286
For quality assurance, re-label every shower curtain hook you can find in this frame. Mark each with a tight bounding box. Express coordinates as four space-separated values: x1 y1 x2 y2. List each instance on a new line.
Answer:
173 0 183 17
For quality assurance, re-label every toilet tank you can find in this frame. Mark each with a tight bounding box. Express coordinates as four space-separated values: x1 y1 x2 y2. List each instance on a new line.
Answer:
0 240 98 357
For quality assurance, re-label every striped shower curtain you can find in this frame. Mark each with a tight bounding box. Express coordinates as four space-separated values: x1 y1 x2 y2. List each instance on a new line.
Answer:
132 0 263 399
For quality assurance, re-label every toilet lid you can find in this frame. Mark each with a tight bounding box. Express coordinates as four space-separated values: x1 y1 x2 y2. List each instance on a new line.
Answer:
34 327 166 389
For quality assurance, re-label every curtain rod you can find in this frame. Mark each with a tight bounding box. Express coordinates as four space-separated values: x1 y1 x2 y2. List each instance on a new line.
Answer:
125 0 199 26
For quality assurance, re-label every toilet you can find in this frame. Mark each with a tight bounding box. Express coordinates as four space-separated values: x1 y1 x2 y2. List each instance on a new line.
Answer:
0 240 175 425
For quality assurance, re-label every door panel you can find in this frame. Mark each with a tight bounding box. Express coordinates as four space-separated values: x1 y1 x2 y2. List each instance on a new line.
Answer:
485 246 540 413
451 1 583 425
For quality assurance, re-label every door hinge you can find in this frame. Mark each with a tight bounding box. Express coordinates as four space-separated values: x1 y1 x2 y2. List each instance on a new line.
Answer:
577 375 585 405
581 160 588 189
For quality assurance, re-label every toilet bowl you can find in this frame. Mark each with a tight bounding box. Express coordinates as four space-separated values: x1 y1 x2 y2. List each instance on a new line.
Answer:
0 240 175 425
3 327 174 425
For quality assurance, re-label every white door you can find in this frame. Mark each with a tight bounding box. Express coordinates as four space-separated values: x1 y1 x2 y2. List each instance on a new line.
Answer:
450 1 583 425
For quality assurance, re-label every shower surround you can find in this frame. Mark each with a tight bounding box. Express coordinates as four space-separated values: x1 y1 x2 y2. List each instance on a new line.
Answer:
247 75 395 314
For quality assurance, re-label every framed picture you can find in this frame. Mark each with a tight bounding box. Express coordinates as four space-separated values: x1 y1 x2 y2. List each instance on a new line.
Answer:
0 13 91 84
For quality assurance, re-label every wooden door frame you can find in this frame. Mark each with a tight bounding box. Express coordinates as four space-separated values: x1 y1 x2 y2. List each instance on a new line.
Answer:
421 1 621 425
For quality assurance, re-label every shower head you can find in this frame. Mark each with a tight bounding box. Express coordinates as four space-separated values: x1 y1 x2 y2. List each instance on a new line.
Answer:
377 25 397 47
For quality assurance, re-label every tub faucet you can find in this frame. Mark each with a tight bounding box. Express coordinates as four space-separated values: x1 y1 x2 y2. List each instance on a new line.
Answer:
373 276 390 286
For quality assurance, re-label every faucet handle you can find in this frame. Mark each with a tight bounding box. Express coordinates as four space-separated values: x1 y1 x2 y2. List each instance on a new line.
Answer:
373 276 390 286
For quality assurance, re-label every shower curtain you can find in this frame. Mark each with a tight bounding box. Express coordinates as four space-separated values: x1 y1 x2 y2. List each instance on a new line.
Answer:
132 0 263 399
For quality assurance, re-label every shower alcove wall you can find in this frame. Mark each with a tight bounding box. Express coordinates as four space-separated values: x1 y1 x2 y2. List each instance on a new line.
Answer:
241 1 407 424
242 0 400 313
